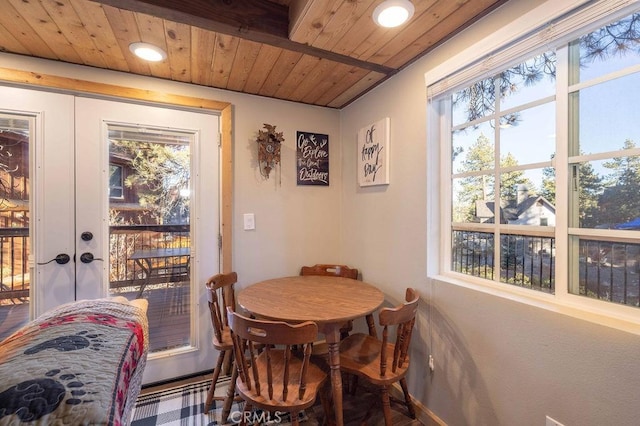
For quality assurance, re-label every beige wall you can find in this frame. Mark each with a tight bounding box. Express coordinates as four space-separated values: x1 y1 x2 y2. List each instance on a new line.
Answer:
340 0 640 425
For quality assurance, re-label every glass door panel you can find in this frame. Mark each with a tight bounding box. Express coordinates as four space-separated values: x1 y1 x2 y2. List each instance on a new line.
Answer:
107 124 192 353
0 87 76 339
75 97 219 384
0 114 31 340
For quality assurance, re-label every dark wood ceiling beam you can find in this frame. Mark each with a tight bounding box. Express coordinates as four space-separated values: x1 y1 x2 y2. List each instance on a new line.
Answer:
93 0 397 75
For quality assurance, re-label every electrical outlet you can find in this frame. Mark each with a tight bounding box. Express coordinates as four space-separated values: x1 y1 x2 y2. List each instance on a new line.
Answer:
428 354 435 371
546 416 565 426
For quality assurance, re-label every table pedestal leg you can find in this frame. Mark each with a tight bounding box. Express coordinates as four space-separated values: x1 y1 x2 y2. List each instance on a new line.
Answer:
325 327 343 426
134 259 151 299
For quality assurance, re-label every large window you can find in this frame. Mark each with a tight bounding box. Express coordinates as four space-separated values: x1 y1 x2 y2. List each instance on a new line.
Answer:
431 4 640 316
568 13 640 307
450 52 557 293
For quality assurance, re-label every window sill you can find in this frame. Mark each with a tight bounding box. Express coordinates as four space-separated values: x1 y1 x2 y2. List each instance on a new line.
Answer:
431 272 640 335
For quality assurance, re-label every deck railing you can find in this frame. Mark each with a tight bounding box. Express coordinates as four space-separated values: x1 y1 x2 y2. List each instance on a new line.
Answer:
452 230 640 307
578 239 640 307
0 227 29 301
452 230 556 293
109 224 190 289
0 225 190 301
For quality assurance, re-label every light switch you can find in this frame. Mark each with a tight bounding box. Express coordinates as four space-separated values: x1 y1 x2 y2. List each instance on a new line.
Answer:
243 213 255 230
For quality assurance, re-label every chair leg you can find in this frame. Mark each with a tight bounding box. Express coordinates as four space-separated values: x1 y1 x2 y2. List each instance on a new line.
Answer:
339 320 353 340
205 349 226 412
240 402 252 426
221 364 239 422
223 349 234 376
399 377 417 419
381 385 393 426
319 382 333 426
291 411 300 426
365 314 377 338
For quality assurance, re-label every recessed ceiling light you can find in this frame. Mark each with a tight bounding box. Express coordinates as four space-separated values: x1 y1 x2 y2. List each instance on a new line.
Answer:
373 0 415 28
129 42 167 62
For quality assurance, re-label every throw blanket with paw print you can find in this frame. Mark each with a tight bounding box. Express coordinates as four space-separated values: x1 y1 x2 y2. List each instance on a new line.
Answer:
0 298 148 426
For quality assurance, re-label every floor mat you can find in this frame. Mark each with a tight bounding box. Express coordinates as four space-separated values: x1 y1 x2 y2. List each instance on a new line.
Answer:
131 377 310 425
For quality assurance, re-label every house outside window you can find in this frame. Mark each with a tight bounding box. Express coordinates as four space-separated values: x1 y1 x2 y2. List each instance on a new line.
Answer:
109 164 124 199
429 1 640 319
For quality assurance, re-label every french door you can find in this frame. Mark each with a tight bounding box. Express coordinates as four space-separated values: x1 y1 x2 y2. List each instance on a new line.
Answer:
0 86 220 384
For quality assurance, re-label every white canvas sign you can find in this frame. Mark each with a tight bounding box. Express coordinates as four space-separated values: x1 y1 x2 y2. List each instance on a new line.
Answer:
357 117 390 186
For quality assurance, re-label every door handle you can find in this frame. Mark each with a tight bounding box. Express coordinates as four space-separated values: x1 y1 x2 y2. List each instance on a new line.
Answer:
38 253 71 265
79 252 104 264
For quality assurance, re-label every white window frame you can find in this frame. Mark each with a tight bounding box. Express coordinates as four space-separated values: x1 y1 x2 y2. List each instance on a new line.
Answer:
426 0 640 332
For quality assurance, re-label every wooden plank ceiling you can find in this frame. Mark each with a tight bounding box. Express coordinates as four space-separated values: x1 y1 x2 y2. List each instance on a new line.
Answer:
0 0 508 108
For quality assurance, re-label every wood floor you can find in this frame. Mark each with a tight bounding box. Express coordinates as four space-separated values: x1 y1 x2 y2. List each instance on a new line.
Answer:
141 372 425 425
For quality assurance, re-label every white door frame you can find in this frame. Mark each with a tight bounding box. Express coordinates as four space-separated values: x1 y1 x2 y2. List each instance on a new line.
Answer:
0 69 234 385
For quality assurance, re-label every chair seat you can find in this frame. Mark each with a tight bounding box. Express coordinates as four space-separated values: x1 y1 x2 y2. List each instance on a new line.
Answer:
338 288 419 426
236 350 327 412
339 333 410 386
212 325 233 349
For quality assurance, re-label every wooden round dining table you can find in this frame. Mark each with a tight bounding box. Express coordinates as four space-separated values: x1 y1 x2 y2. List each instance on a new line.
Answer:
237 275 384 426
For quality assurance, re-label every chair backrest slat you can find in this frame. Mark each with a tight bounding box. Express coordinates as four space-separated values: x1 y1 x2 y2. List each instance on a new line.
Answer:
265 344 273 398
233 332 250 388
381 324 389 376
377 288 419 376
282 346 289 401
299 343 311 399
227 307 319 403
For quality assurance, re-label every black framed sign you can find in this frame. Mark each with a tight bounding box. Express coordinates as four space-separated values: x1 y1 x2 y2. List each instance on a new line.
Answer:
296 131 329 186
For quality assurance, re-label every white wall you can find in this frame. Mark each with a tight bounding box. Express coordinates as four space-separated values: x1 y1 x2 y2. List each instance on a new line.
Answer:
340 0 640 425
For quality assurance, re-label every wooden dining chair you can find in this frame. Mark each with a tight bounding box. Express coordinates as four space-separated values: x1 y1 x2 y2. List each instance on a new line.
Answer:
300 263 358 280
339 288 419 425
300 264 377 339
226 308 331 426
204 272 241 420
